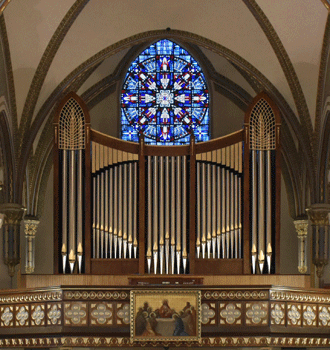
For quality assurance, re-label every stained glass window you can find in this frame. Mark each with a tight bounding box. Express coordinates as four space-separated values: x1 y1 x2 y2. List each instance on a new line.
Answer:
121 39 210 145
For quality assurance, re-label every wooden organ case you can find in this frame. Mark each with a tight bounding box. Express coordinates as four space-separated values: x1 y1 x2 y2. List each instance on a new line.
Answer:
54 91 281 277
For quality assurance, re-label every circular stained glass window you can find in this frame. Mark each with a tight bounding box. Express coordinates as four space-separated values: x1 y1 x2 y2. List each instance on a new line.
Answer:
121 39 210 145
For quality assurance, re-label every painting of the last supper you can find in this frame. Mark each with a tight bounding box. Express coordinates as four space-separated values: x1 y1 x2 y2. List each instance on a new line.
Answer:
130 290 201 341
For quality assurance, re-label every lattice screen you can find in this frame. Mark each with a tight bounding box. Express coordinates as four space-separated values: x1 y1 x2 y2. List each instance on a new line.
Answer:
59 98 85 150
249 98 276 151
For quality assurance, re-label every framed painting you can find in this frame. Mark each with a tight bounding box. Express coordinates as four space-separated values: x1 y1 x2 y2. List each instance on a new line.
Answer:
130 289 201 342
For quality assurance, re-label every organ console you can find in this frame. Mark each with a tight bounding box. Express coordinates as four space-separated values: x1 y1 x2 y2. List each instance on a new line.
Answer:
54 91 281 276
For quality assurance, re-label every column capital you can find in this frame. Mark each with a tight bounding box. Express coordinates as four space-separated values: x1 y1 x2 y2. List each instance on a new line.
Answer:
0 203 26 224
293 219 308 236
306 204 330 226
24 217 40 237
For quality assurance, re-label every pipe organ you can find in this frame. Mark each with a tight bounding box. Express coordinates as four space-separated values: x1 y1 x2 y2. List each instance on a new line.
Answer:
54 92 281 276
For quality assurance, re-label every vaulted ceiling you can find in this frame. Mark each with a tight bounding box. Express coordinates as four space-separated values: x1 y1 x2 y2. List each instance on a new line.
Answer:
0 0 329 219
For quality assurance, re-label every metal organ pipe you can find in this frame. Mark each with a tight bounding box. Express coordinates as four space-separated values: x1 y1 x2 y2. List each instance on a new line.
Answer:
69 149 76 273
182 156 187 273
176 156 181 273
159 156 164 274
118 151 123 259
109 149 113 259
128 161 133 259
196 160 201 259
77 149 83 272
266 150 272 273
133 160 138 258
147 156 152 273
104 148 109 259
153 156 159 274
171 156 176 274
62 151 68 272
165 156 170 273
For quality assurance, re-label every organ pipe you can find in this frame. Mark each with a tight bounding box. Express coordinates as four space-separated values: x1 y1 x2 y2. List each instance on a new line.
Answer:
62 151 68 272
159 156 164 274
165 156 170 273
147 157 152 273
176 156 181 273
77 150 83 272
133 161 138 258
153 156 159 274
69 150 76 273
171 156 176 274
182 156 187 273
196 161 201 258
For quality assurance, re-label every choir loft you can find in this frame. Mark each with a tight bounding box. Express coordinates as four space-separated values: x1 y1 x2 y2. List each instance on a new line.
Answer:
0 1 330 349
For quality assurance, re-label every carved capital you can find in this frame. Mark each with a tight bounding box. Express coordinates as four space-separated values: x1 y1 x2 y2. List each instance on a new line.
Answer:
306 204 330 226
24 218 40 237
293 219 308 236
0 203 26 225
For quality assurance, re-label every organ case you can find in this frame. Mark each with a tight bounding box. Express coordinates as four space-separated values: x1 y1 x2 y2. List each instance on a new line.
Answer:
54 91 280 276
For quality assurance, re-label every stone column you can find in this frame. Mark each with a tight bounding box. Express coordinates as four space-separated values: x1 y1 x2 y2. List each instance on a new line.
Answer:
24 217 40 274
0 203 26 277
293 218 308 274
306 204 330 279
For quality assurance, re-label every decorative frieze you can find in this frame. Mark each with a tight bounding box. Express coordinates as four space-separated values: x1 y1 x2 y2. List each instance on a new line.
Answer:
64 290 129 300
203 290 268 300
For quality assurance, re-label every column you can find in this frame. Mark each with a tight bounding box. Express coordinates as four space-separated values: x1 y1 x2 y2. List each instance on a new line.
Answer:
0 204 26 277
24 217 40 274
293 218 308 274
306 204 330 279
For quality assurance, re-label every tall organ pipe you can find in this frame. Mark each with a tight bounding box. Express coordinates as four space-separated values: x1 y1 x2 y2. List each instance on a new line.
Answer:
159 156 164 274
165 156 170 273
207 162 212 259
201 162 206 259
123 162 128 258
171 156 176 273
251 150 257 274
147 157 152 273
196 161 201 258
128 162 133 259
182 156 187 273
62 151 68 272
69 150 76 273
133 161 138 258
176 156 181 273
153 156 159 274
266 150 272 272
77 149 83 272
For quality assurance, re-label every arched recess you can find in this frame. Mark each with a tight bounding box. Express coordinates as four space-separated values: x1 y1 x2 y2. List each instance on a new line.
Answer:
18 30 313 213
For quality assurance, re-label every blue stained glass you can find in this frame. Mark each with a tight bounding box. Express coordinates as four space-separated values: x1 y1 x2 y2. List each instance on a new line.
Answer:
121 39 210 144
